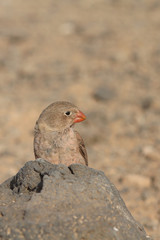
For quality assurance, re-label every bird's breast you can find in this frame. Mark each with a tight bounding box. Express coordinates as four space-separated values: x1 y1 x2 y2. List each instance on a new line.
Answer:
34 127 84 165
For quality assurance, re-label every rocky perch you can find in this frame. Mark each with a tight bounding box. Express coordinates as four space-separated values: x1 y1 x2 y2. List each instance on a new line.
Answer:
0 159 151 240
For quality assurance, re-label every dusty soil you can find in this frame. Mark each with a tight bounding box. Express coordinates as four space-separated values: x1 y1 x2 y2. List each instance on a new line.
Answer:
0 0 160 238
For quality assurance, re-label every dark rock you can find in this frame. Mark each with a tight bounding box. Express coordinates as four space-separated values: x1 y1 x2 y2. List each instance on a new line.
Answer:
0 30 27 44
0 159 151 240
93 86 116 102
141 97 153 110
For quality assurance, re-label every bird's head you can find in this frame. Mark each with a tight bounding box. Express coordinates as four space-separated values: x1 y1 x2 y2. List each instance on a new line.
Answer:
37 101 86 132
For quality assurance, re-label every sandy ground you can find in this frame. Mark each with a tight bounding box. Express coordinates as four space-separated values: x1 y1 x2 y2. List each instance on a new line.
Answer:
0 0 160 238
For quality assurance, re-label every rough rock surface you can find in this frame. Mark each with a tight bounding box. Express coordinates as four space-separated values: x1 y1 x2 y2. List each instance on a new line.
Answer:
0 159 151 240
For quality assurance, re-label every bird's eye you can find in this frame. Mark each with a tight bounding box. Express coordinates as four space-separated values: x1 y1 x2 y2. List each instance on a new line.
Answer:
65 111 72 116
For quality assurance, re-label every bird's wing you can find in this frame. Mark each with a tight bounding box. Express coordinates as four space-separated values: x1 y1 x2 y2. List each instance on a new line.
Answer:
75 131 88 166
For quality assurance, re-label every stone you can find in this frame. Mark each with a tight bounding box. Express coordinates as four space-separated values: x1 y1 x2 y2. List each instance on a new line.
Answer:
141 97 153 110
0 159 152 240
123 174 151 188
93 86 116 102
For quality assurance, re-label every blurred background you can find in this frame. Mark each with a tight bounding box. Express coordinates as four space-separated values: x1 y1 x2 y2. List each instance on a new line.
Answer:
0 0 160 238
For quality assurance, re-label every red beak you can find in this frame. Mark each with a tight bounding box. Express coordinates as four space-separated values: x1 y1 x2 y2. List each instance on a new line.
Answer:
74 110 86 123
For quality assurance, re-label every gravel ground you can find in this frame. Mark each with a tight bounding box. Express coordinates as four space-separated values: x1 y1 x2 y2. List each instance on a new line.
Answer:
0 0 160 238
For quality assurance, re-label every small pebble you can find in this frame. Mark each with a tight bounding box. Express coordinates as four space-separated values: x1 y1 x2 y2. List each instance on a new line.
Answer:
59 22 76 35
93 86 116 102
123 174 151 188
113 226 119 232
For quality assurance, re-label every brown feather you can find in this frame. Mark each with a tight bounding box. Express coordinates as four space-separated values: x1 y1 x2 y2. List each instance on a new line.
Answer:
75 131 88 166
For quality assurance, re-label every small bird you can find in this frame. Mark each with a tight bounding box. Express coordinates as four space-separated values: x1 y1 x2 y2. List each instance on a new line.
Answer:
34 101 88 166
